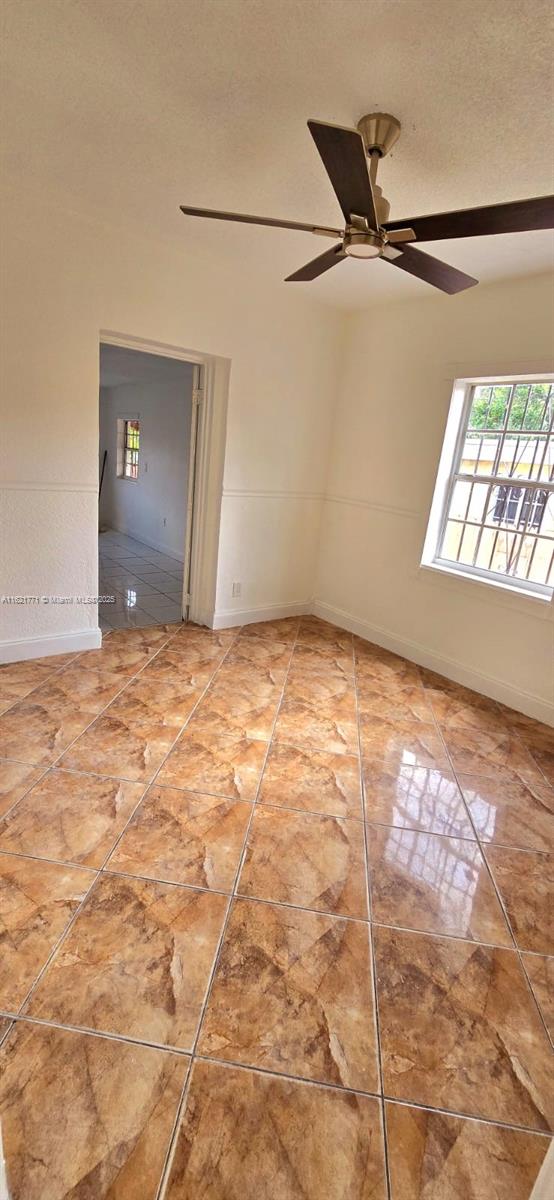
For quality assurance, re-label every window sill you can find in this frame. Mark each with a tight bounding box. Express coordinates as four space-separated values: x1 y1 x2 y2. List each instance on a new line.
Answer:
420 559 553 606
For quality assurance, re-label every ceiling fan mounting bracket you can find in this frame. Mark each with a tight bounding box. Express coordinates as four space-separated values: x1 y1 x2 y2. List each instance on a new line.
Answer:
357 112 401 158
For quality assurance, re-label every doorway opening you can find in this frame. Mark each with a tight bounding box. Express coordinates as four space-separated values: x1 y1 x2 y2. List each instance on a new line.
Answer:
98 342 199 630
97 332 230 635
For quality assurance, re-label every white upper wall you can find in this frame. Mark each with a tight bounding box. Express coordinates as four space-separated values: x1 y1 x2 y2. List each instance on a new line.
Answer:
0 190 343 646
315 271 554 721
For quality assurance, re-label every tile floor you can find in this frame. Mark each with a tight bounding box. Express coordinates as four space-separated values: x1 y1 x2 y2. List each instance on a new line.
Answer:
98 528 184 630
0 615 552 1198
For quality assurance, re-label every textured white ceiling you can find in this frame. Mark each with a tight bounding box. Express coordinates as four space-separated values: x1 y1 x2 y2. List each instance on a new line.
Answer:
2 0 553 309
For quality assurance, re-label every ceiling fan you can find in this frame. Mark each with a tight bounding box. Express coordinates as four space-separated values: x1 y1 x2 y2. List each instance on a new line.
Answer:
181 113 554 294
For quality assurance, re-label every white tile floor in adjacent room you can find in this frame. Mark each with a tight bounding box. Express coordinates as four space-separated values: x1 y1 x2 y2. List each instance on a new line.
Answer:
98 530 184 630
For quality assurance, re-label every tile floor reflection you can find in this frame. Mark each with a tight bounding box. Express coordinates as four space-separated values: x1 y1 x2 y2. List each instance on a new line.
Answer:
0 616 552 1198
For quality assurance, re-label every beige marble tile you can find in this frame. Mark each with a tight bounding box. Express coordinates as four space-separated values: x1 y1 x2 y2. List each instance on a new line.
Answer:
496 712 554 785
258 741 362 818
238 806 367 919
0 760 44 818
189 671 282 740
485 846 553 954
60 714 179 783
523 953 554 1041
0 657 69 703
422 673 508 735
0 700 97 767
199 897 378 1090
297 616 353 652
139 648 219 689
354 640 422 690
290 642 355 677
0 769 145 867
285 668 357 707
443 727 547 787
106 673 202 727
274 693 359 756
79 625 176 674
108 786 251 890
363 761 474 838
164 1060 386 1200
225 637 293 681
360 716 448 768
239 617 300 643
157 729 268 800
358 683 435 724
24 665 125 716
368 825 511 944
374 926 553 1129
0 852 94 1010
386 1101 550 1200
27 872 228 1048
0 1021 188 1200
459 772 554 852
152 636 230 673
168 625 238 651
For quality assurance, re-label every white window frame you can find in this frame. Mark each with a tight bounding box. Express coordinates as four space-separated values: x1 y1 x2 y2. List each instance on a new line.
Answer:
422 373 554 602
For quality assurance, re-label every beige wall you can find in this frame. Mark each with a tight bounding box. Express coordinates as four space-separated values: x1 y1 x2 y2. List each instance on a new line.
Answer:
1 184 552 720
315 272 554 722
0 187 343 651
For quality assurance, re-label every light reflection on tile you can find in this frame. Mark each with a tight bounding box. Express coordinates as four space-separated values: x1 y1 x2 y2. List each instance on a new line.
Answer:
368 825 511 944
3 602 553 1189
363 762 474 838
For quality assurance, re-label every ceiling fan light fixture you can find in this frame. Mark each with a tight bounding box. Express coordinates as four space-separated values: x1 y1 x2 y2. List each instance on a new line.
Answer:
343 231 382 259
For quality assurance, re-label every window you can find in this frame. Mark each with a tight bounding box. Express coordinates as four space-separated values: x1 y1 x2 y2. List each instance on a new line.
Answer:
117 418 140 480
423 377 554 598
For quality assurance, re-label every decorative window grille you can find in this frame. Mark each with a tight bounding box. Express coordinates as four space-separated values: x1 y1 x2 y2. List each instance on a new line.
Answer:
425 378 553 596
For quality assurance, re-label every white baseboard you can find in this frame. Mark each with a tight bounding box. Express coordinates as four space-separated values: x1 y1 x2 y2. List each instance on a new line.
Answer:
312 599 554 726
211 600 311 630
0 627 102 664
103 523 184 564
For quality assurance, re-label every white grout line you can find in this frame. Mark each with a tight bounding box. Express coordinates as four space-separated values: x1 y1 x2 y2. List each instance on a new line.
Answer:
6 626 243 1021
352 638 392 1200
154 620 304 1199
2 618 552 1189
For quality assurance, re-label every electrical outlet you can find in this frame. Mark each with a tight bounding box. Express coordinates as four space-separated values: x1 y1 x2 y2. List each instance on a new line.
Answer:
232 581 241 598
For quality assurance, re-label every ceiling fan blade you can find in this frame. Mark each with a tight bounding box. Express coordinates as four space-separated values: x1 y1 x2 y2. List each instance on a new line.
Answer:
285 244 346 282
180 205 342 238
383 195 554 242
386 227 416 244
382 244 478 293
307 120 379 229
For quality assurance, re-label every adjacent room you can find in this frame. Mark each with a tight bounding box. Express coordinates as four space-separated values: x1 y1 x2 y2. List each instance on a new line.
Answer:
98 344 195 629
0 2 553 1199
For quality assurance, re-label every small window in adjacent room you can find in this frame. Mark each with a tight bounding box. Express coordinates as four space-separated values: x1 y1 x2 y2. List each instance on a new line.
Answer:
422 377 554 598
117 418 140 480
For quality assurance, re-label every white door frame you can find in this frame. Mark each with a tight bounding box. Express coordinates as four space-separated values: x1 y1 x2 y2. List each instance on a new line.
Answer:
99 330 231 627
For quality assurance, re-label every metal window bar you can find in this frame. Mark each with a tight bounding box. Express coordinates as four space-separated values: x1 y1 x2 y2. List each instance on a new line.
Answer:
437 380 554 593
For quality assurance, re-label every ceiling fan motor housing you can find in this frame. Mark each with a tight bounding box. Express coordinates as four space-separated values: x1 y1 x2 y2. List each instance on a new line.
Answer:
357 112 401 158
